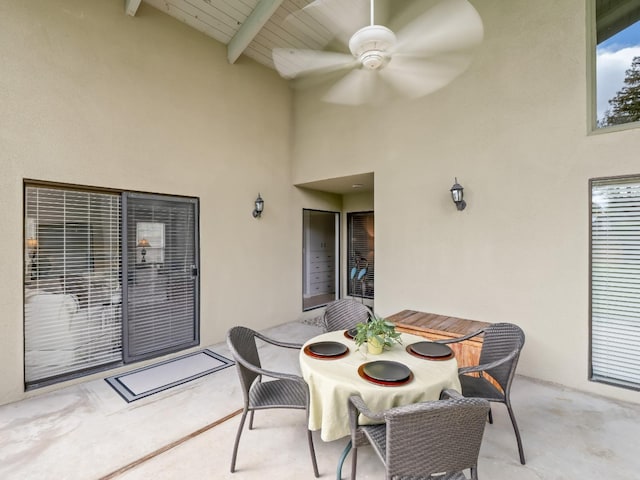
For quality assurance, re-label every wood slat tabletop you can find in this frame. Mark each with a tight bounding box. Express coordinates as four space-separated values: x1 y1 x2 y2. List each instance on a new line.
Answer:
387 310 491 343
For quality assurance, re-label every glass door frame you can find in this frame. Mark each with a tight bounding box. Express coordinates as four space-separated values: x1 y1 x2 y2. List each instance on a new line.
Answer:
302 209 340 311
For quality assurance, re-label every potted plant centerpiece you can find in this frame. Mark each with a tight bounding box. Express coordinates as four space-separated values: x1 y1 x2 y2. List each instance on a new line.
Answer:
354 314 402 355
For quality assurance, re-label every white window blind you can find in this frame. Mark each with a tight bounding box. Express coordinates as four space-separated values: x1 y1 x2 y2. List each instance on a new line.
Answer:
347 212 375 299
24 186 122 385
591 178 640 389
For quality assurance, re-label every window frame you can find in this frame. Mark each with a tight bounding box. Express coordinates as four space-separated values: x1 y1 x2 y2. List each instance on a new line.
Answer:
346 211 374 300
301 209 340 311
589 174 640 391
588 0 640 134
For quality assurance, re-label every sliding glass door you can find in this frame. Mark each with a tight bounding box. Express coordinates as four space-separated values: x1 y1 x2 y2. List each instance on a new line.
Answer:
123 193 199 363
24 183 200 387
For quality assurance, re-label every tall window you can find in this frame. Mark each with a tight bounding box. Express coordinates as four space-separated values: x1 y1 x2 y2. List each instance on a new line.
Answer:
591 177 640 390
347 211 374 299
594 0 640 129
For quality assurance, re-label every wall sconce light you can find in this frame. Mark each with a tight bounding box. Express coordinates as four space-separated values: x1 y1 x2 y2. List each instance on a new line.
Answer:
450 178 466 211
137 238 150 263
252 193 264 218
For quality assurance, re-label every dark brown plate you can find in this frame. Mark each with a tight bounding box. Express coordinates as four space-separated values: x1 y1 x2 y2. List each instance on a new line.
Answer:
409 342 453 358
304 341 349 360
343 328 358 340
358 363 413 386
362 360 411 382
406 343 455 361
308 341 348 356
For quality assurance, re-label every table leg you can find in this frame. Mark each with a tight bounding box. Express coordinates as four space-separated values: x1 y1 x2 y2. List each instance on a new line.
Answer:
336 440 352 480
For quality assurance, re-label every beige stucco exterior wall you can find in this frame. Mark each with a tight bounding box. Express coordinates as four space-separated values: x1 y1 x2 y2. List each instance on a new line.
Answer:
0 0 299 405
291 0 640 404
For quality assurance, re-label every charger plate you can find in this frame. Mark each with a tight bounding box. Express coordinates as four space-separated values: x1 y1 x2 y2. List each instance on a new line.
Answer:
406 342 454 361
343 328 358 340
304 341 349 360
358 360 413 386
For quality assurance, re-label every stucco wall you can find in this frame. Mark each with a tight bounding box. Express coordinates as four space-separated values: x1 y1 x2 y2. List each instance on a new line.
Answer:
0 0 297 404
291 0 640 404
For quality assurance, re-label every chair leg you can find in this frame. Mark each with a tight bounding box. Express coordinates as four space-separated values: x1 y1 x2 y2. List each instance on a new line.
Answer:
307 429 320 478
488 407 493 424
505 400 526 465
230 408 249 473
350 445 358 480
248 410 255 430
336 440 352 480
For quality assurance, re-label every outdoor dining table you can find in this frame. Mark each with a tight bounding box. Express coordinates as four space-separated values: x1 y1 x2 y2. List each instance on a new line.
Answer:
299 330 462 478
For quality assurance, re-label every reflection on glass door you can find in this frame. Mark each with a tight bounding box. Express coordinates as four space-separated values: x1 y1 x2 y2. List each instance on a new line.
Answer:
303 209 339 310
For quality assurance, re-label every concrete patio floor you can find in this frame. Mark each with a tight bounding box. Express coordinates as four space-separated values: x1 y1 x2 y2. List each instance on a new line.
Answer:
1 320 639 480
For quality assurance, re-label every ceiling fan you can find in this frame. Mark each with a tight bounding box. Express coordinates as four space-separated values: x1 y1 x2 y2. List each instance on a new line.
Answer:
272 0 484 106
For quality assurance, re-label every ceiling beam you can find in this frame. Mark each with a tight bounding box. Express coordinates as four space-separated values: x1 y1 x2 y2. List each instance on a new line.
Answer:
125 0 143 17
227 0 284 64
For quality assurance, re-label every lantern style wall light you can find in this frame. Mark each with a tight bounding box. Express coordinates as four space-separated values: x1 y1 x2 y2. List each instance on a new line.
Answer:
450 178 466 211
252 193 264 218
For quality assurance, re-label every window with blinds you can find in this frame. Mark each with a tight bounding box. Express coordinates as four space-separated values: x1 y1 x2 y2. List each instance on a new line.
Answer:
24 186 122 385
347 211 374 299
591 177 640 390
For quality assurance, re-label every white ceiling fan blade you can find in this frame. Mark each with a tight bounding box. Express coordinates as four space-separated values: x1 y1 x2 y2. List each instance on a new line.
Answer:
273 48 356 79
393 0 483 56
379 53 472 99
285 0 370 47
323 68 380 105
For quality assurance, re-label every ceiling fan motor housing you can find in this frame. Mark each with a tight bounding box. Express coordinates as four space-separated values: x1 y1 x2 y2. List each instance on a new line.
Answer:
349 25 397 70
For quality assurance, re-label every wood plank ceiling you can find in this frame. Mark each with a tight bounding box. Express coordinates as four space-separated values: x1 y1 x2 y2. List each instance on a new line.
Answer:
128 1 640 71
126 0 334 70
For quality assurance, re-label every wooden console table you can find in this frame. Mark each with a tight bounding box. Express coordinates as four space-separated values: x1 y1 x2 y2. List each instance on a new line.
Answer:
387 310 491 368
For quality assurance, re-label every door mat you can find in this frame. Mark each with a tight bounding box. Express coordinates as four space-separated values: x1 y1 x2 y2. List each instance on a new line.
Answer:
105 349 234 402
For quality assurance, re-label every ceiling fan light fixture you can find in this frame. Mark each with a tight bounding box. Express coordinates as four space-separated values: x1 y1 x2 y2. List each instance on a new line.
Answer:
277 0 484 105
349 25 396 70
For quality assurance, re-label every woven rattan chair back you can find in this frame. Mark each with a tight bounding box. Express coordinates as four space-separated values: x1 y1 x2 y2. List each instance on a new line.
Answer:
323 298 372 331
478 322 525 390
348 393 490 480
384 397 490 479
226 326 262 403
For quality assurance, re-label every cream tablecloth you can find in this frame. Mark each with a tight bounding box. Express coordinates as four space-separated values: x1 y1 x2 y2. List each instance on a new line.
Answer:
300 330 462 442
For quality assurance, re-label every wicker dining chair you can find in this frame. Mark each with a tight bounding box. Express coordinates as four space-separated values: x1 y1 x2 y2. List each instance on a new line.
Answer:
437 322 526 464
225 326 319 477
322 298 372 332
348 389 490 480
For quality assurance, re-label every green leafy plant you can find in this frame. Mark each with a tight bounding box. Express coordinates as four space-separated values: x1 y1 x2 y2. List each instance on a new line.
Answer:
353 314 402 350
